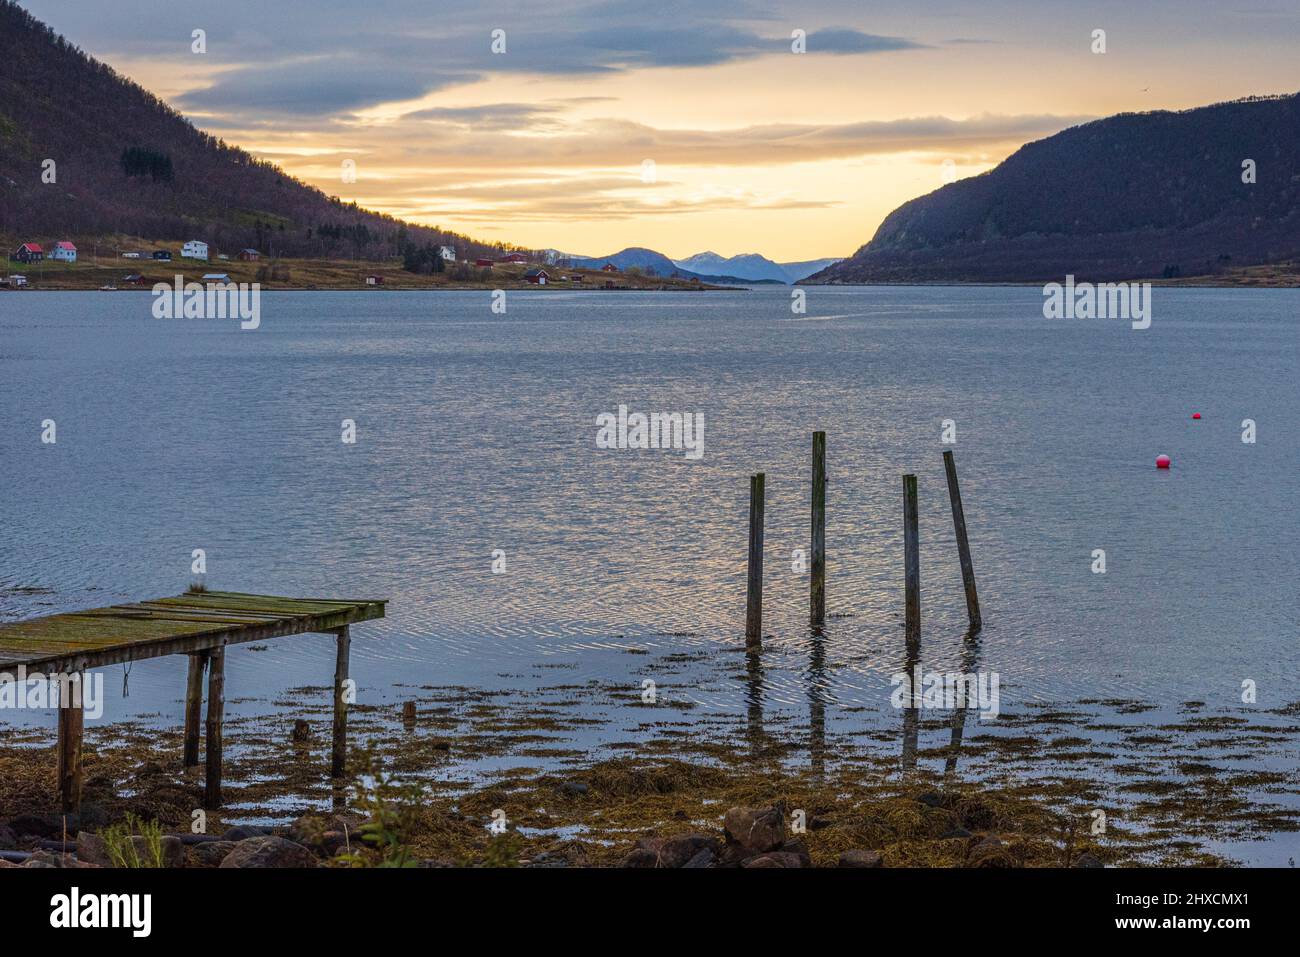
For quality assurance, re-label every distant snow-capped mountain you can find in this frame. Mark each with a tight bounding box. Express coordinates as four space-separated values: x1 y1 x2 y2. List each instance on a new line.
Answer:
673 251 842 283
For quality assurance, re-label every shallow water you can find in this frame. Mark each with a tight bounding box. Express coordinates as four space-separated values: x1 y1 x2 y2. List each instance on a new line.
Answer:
1 286 1297 861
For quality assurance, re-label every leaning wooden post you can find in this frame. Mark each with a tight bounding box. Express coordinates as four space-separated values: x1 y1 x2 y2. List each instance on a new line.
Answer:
903 474 920 646
183 652 208 767
204 646 225 809
331 626 351 777
942 450 982 631
57 672 84 813
745 473 766 645
810 431 827 628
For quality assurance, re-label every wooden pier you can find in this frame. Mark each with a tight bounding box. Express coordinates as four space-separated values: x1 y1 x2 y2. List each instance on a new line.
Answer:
0 590 385 813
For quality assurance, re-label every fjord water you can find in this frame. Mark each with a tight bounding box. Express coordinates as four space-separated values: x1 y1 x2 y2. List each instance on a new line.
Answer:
1 286 1297 726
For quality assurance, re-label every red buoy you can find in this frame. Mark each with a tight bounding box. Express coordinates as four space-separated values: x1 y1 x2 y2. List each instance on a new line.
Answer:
1156 454 1171 469
1192 413 1201 420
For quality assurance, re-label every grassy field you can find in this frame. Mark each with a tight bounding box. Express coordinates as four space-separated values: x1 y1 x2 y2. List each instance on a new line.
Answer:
0 235 722 291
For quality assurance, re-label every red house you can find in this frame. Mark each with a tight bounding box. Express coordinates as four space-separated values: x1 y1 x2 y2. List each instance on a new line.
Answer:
11 243 43 264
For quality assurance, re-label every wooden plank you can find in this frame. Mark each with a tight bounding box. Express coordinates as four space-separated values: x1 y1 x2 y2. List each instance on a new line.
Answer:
184 652 208 767
810 431 827 629
942 450 982 631
745 473 765 645
903 474 920 646
204 647 225 808
0 593 385 675
331 627 351 778
57 676 84 813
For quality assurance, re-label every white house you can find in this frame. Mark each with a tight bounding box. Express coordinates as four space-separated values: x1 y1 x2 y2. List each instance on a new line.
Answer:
438 245 456 262
50 241 77 263
182 240 209 261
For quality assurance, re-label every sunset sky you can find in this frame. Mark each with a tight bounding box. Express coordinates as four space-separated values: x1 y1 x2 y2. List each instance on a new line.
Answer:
19 0 1300 260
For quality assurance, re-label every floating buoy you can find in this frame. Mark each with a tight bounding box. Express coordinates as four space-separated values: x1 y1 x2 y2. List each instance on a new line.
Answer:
1156 454 1171 469
1191 412 1201 420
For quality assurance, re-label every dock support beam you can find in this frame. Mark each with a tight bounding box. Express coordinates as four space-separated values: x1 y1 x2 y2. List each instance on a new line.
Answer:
942 450 982 632
745 474 765 646
810 432 827 629
204 646 225 808
183 652 208 767
57 672 84 813
332 626 351 778
903 474 920 647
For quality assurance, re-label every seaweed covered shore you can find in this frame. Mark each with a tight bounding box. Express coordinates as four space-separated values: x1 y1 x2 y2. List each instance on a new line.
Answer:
3 675 1298 868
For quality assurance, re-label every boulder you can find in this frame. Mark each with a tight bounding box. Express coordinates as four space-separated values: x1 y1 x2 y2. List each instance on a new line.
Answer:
838 849 884 868
657 833 721 869
742 851 805 868
723 806 785 856
188 841 237 868
219 836 317 868
220 825 267 842
76 831 110 866
8 814 58 839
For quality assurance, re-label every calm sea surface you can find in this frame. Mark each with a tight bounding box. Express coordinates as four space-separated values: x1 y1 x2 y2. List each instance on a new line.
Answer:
2 286 1299 859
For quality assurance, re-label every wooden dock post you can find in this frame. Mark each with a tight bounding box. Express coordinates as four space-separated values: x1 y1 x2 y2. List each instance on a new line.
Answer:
57 673 84 813
942 450 982 631
183 652 207 767
903 474 920 646
331 625 351 777
204 646 225 808
745 473 765 645
810 431 827 628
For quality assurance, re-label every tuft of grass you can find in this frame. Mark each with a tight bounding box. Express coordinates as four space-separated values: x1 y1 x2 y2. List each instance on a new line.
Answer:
99 814 165 868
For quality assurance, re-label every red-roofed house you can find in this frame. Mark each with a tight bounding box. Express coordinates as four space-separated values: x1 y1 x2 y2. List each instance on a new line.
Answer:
51 241 77 263
11 243 43 264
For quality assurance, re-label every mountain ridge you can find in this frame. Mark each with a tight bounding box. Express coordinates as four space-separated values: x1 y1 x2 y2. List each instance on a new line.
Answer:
807 93 1300 284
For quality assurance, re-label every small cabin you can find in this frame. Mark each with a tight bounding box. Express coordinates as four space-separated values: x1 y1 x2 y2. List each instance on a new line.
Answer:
12 243 43 263
239 249 261 262
524 269 550 285
51 241 77 263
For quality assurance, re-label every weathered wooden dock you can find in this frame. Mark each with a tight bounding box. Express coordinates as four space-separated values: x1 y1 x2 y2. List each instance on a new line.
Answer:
0 590 385 813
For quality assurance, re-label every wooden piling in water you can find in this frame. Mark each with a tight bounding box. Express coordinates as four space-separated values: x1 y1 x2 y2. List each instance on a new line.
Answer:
57 673 84 813
204 647 225 808
745 473 765 645
332 626 351 777
183 652 207 767
903 474 920 646
810 431 827 628
942 450 982 631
